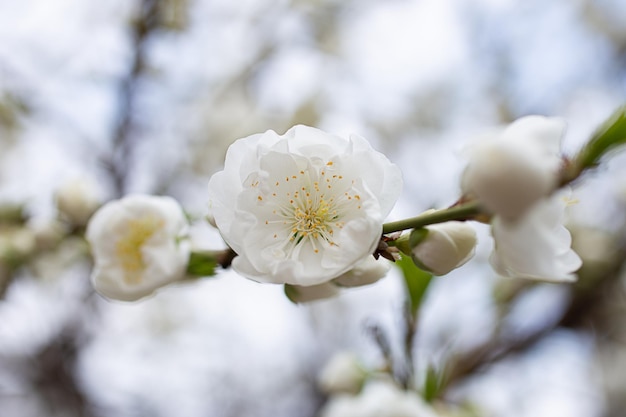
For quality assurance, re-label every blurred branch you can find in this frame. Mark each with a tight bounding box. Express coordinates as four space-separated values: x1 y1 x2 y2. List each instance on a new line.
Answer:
438 246 626 397
31 324 92 417
108 0 160 196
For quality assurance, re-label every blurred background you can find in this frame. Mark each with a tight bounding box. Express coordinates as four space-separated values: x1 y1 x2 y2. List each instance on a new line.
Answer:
0 0 625 416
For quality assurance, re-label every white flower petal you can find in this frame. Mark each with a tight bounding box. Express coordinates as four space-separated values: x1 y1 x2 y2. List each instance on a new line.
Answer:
490 195 582 282
333 256 391 287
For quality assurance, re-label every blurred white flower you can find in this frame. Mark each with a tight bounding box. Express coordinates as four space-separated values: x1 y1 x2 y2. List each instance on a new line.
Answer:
86 195 190 301
320 379 439 417
490 195 582 282
208 125 402 286
333 256 390 287
55 177 102 226
411 221 477 276
318 352 367 395
462 116 564 220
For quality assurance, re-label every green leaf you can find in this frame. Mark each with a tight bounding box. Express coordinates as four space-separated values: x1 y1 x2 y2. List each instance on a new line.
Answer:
284 284 300 304
422 363 441 403
577 106 626 170
186 251 217 277
396 254 433 316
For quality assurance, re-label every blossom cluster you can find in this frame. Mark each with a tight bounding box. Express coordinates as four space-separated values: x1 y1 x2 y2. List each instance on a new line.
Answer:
84 118 584 302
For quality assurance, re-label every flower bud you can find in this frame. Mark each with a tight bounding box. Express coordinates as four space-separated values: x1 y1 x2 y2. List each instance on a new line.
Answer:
29 219 66 251
333 256 390 288
462 116 564 220
318 352 367 395
0 227 36 266
320 379 439 417
410 222 477 276
55 178 102 227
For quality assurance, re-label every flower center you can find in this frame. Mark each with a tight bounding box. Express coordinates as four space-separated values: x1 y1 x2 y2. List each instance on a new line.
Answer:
292 198 336 245
115 216 164 284
255 161 363 258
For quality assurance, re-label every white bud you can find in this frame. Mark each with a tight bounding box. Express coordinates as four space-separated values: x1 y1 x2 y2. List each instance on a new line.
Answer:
411 222 477 276
320 380 439 417
462 116 564 220
318 352 367 395
55 178 102 226
333 256 390 287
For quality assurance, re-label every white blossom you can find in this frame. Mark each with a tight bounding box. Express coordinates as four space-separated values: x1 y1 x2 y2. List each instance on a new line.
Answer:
490 195 582 282
462 116 565 220
320 380 439 417
86 195 190 301
411 221 477 276
318 352 367 395
208 125 402 286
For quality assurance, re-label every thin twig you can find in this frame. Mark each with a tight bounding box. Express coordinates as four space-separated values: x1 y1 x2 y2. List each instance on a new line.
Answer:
109 0 160 196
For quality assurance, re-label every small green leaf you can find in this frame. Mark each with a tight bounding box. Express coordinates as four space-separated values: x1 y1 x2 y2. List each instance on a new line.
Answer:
577 106 626 170
396 254 433 316
284 284 300 304
186 251 217 277
423 363 441 403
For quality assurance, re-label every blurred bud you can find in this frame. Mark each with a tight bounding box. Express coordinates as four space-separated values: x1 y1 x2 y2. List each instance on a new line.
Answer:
318 352 367 395
320 379 439 417
0 226 36 267
29 219 66 251
0 204 27 225
462 116 564 220
55 177 101 227
284 282 339 304
31 237 89 282
333 257 390 288
158 0 188 31
410 222 477 276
